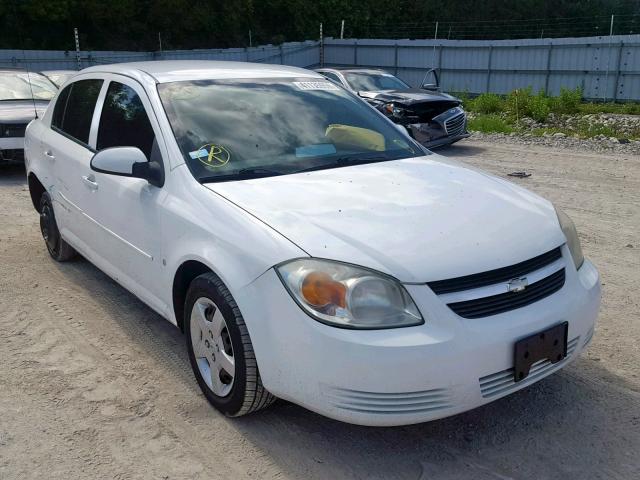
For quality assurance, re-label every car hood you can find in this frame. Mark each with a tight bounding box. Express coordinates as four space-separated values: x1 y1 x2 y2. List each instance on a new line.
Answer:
358 89 459 106
205 156 565 283
0 100 49 123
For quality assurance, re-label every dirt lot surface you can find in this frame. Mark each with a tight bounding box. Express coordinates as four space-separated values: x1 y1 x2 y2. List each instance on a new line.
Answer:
1 140 638 480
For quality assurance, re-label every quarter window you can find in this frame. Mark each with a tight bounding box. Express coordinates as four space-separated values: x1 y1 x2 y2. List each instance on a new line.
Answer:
51 85 71 129
97 82 155 159
53 79 103 145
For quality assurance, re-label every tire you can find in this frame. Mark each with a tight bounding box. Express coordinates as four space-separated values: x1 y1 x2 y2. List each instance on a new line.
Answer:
185 272 275 416
39 191 76 262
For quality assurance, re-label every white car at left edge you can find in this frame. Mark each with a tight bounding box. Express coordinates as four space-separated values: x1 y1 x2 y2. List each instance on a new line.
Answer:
24 61 600 426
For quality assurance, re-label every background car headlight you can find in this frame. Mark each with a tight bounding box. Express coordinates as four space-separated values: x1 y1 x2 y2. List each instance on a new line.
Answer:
276 259 423 329
383 103 403 117
555 206 584 270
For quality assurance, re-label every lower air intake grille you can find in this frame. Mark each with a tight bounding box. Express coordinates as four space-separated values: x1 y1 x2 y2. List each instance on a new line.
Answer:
479 336 579 398
448 268 566 319
322 386 452 415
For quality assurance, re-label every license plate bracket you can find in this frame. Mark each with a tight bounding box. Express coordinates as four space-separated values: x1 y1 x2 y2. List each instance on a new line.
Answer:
514 321 568 382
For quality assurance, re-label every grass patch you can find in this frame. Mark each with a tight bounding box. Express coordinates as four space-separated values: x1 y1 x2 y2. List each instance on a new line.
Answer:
468 115 514 134
461 86 640 118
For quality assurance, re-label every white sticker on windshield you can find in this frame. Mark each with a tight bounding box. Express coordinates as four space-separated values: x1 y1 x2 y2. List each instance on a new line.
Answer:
293 81 339 91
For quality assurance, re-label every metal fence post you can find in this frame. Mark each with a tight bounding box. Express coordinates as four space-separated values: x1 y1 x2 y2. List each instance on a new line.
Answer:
394 43 399 76
486 45 493 93
613 41 624 102
438 44 443 87
354 40 358 66
545 43 553 95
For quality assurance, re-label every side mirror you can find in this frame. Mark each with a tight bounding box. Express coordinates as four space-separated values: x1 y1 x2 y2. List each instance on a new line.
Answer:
90 147 163 187
420 68 440 92
421 83 440 91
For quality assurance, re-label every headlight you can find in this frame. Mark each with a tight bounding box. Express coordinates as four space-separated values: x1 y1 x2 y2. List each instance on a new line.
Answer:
383 103 404 117
276 259 423 329
555 206 584 270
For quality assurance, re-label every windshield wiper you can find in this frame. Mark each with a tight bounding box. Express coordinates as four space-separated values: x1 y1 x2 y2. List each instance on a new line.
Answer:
291 155 390 174
199 167 286 183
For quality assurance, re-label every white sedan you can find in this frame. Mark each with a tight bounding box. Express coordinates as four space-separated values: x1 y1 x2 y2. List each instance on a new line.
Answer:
24 61 600 426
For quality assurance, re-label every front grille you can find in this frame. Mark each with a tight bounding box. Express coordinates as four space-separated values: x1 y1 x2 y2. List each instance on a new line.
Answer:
322 386 452 415
1 123 28 138
0 148 25 162
444 113 465 136
448 268 565 319
428 247 562 295
479 336 579 398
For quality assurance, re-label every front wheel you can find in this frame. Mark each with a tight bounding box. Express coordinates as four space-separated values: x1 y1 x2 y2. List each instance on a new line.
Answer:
185 272 275 416
39 192 76 262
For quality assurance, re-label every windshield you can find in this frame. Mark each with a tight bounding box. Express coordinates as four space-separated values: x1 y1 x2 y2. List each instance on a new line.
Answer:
0 71 57 101
158 78 424 182
344 72 410 92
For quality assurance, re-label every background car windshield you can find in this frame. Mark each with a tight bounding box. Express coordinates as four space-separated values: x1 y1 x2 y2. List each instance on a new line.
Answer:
158 78 422 182
0 72 57 101
344 72 410 92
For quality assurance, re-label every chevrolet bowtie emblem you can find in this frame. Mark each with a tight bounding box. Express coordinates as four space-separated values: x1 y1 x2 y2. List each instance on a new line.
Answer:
507 277 529 293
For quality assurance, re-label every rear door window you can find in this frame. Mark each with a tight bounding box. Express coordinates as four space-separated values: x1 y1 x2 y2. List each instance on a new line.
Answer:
97 81 155 160
53 79 103 145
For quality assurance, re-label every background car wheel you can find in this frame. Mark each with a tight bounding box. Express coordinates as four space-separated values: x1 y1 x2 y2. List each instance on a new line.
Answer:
185 272 275 416
39 192 76 262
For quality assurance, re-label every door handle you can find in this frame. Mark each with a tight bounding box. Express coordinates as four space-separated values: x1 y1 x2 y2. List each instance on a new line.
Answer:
44 150 55 161
82 174 99 191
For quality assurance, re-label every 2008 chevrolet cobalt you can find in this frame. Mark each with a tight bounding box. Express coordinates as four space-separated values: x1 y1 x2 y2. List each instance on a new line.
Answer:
24 61 600 426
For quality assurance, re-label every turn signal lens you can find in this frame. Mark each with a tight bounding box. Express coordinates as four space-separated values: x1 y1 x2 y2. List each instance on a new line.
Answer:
301 271 347 308
276 258 423 329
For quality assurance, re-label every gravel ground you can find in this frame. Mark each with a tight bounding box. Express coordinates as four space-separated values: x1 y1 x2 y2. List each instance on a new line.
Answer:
0 139 639 479
469 131 640 155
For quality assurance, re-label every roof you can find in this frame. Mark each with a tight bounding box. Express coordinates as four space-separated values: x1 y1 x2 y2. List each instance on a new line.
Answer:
317 67 390 74
81 60 322 83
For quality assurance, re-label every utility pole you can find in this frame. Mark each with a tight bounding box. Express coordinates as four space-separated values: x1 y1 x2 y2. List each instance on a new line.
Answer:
340 19 345 39
249 30 252 48
432 21 438 68
604 14 615 102
609 14 615 36
74 28 81 70
320 22 324 67
158 32 163 56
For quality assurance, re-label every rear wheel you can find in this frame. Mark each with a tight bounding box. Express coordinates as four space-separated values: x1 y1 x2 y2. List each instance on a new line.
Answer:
185 272 275 416
39 192 76 262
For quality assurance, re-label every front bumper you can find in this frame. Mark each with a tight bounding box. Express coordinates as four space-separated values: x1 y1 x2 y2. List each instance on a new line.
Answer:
236 247 600 426
405 116 469 149
0 137 25 164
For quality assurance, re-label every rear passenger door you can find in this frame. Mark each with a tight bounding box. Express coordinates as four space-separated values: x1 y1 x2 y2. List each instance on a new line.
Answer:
83 75 168 313
43 77 104 250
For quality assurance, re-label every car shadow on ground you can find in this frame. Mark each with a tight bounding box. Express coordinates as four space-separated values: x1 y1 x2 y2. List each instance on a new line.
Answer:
432 141 488 159
51 253 638 480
